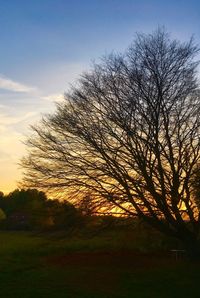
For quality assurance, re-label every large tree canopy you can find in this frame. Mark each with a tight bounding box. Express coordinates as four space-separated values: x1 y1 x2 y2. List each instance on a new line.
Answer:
21 29 200 257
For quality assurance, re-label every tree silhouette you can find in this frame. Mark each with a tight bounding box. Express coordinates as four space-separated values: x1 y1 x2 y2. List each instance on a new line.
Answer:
21 29 200 258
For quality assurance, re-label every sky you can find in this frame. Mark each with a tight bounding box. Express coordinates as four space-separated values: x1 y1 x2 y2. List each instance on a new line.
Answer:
0 0 200 193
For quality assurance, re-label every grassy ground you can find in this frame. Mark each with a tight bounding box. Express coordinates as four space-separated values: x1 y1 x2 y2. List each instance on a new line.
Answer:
0 229 200 297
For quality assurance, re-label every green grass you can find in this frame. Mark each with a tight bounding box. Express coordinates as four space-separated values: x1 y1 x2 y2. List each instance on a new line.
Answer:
0 230 199 297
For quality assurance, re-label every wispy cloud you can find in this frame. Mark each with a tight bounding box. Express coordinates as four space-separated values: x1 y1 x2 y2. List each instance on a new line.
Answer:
0 63 86 192
0 74 36 93
0 110 37 193
0 129 25 193
41 93 64 103
0 111 37 131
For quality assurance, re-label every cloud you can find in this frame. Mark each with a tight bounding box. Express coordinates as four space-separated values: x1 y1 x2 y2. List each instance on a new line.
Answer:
0 74 37 93
0 103 7 109
0 111 34 193
0 62 87 193
41 93 64 103
0 111 37 131
0 130 25 193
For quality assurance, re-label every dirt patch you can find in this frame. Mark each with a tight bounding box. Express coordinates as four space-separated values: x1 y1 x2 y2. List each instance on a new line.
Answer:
43 251 186 294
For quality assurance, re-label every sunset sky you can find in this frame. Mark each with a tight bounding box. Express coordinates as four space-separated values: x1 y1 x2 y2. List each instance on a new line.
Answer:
0 0 200 193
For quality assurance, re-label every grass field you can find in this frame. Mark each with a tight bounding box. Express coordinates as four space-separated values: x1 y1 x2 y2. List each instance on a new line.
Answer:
0 229 200 298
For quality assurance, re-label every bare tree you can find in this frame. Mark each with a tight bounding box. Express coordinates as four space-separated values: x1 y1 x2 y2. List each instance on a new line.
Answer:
21 29 200 258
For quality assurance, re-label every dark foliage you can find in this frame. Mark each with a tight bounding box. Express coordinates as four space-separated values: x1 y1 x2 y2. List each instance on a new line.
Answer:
0 189 81 230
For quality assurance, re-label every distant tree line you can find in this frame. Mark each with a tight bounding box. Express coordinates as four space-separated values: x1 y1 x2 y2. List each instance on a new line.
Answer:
0 188 118 231
0 189 84 231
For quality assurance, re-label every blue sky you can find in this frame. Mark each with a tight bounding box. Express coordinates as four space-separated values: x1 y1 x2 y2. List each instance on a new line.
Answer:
0 0 200 192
